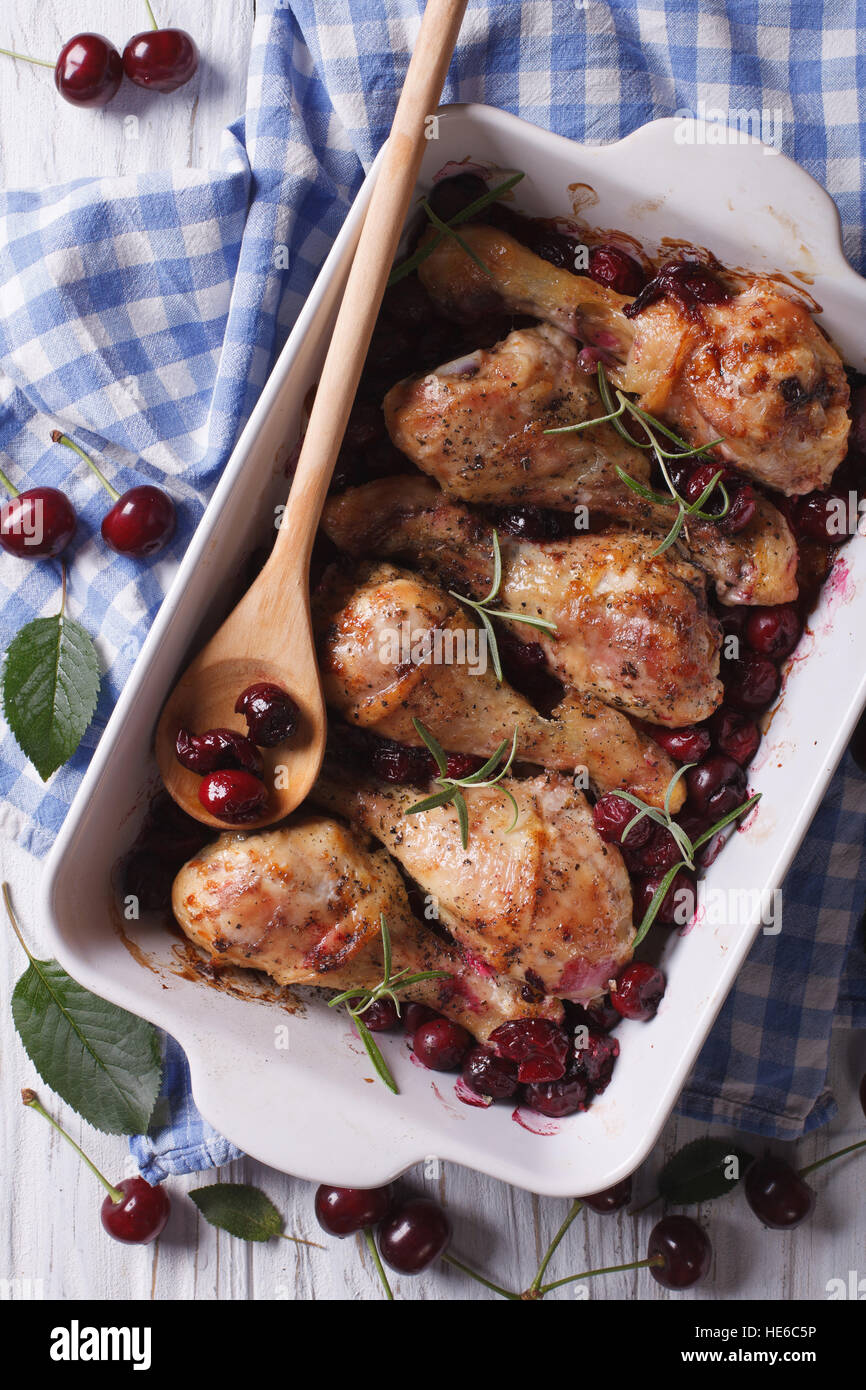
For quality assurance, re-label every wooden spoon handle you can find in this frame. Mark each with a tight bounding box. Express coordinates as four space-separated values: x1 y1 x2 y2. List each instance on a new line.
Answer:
273 0 468 573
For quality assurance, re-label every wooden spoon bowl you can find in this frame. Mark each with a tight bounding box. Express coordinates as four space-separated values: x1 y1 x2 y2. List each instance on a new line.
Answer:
155 655 321 832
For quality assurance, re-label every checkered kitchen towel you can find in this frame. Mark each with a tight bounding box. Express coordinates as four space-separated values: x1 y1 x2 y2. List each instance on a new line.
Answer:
0 2 864 1176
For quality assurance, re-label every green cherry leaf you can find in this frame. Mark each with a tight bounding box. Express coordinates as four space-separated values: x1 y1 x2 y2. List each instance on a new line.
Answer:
3 612 100 780
658 1138 754 1204
189 1184 284 1242
12 957 161 1134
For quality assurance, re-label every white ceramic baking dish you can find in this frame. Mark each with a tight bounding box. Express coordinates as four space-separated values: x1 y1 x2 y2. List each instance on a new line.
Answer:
40 107 866 1196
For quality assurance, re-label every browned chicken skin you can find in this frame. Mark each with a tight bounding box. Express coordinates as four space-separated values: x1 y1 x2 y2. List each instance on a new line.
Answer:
418 226 850 495
312 768 634 1001
384 323 798 605
313 559 683 803
172 816 562 1039
321 476 723 728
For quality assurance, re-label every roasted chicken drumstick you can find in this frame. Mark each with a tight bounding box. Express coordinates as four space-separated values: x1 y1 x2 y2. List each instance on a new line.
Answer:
417 225 850 495
313 766 634 1001
384 322 798 605
172 816 562 1038
321 476 723 727
313 559 682 804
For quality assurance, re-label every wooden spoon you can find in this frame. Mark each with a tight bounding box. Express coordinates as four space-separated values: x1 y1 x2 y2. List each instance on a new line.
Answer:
156 0 468 830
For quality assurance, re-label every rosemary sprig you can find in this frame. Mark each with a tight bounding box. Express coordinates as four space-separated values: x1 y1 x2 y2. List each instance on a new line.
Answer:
421 200 494 280
609 771 761 949
328 914 448 1093
448 529 557 683
388 171 525 286
544 364 729 556
405 717 520 850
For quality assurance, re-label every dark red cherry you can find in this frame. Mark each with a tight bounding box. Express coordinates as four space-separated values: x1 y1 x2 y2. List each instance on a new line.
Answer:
679 460 732 511
0 487 76 558
581 1177 632 1213
378 1196 451 1274
588 245 646 297
101 485 176 557
585 995 621 1033
859 1072 866 1120
792 491 848 545
592 792 653 848
175 727 263 777
648 724 711 764
314 1184 393 1237
489 1019 569 1083
426 173 489 224
528 226 582 272
461 1046 519 1101
493 505 564 541
708 707 760 766
686 754 747 818
633 868 696 927
413 1018 472 1072
198 769 268 823
54 34 122 108
720 484 757 534
362 998 400 1032
625 260 730 319
100 1177 170 1244
523 1075 588 1117
401 1002 440 1035
744 1155 816 1229
235 682 299 747
570 1029 620 1091
445 753 485 779
123 29 199 93
624 823 684 876
648 1214 712 1289
745 605 802 660
610 963 666 1021
370 740 431 785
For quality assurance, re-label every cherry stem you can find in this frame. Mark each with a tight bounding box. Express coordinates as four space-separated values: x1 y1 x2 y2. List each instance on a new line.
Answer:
0 45 55 69
530 1198 583 1291
536 1254 663 1296
279 1233 326 1250
363 1227 393 1300
2 882 33 961
145 1 160 31
21 1090 125 1204
0 464 19 498
441 1252 519 1300
51 431 120 503
798 1136 866 1178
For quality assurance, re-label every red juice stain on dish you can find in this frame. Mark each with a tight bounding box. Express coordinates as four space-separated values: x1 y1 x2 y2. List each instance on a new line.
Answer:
824 555 855 605
511 1106 560 1136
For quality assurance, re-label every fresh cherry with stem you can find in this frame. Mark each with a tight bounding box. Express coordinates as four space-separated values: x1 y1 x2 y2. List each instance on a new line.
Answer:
124 2 199 93
314 1184 393 1237
378 1196 452 1276
647 1214 712 1289
0 465 76 558
21 1088 169 1244
745 1136 866 1230
0 36 123 108
52 431 175 557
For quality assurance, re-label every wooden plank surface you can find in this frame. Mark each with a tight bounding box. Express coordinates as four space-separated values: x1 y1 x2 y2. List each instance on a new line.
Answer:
1 0 864 1303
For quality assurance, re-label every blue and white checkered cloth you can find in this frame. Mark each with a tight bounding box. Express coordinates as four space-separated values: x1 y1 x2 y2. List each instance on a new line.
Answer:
1 1 864 1177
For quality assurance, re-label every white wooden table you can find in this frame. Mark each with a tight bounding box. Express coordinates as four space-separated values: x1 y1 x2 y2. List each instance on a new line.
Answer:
1 0 864 1303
